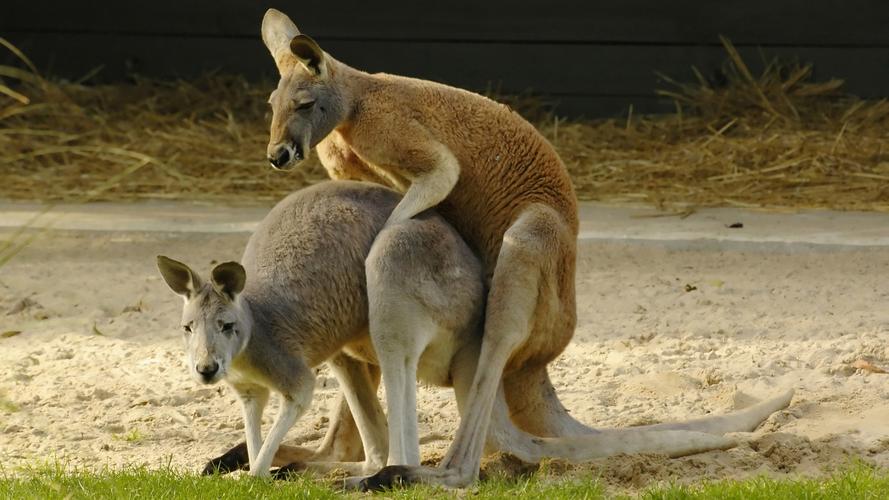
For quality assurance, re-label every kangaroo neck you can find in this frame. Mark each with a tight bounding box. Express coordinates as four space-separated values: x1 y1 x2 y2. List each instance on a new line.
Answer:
325 58 374 127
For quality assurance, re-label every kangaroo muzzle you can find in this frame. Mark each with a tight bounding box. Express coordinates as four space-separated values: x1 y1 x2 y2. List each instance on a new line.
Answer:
196 360 220 383
267 143 303 170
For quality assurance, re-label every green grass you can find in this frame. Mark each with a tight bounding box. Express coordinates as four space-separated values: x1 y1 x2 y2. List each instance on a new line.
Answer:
0 391 19 413
110 429 144 443
0 463 886 500
638 466 889 500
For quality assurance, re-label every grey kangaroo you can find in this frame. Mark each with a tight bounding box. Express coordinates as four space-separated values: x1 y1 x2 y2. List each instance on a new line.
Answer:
160 181 792 484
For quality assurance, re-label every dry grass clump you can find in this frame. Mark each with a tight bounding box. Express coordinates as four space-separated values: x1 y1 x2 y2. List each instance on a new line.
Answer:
0 38 325 204
545 37 889 211
1 37 888 210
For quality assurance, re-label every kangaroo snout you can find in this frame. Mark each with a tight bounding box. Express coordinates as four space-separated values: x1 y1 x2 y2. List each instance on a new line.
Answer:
267 143 303 170
196 360 220 383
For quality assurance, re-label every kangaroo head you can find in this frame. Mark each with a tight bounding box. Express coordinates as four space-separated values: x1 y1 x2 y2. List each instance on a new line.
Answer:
261 9 345 171
157 256 250 385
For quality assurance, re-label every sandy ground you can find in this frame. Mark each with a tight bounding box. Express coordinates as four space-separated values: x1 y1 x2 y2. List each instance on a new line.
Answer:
1 203 888 491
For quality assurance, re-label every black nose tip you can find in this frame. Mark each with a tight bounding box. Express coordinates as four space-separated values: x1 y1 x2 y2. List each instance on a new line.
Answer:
197 361 219 380
269 147 290 168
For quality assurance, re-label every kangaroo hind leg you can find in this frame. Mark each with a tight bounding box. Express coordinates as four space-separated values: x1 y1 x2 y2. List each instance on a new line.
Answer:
360 204 569 490
365 215 483 468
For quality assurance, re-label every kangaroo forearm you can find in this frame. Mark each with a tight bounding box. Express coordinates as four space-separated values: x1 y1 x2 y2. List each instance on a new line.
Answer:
385 156 459 226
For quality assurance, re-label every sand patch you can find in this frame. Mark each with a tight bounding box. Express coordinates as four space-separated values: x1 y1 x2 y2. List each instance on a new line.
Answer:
1 228 888 491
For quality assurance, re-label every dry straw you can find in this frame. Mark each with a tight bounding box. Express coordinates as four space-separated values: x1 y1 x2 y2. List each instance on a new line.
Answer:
1 37 888 211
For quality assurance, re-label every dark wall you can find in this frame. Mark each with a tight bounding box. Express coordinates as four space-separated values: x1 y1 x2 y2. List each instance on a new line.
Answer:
3 1 889 117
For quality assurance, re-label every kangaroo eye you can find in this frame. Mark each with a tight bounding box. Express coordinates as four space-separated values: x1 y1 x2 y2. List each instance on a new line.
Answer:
295 100 315 111
183 324 192 334
221 322 236 334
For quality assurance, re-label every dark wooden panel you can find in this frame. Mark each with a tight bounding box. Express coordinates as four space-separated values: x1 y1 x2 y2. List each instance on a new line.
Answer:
534 95 669 119
6 33 887 102
3 1 889 45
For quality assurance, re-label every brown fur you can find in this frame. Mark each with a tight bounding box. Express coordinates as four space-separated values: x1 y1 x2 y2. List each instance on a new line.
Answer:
259 10 792 488
264 24 577 377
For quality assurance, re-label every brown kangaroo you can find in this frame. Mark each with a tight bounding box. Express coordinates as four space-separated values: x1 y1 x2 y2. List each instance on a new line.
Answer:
200 9 794 488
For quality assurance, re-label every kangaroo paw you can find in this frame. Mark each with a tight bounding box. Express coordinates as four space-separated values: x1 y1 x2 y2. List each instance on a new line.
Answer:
271 461 308 480
359 465 420 491
202 442 249 475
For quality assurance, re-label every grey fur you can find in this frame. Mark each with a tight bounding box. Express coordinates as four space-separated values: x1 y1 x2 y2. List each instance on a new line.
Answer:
159 181 484 476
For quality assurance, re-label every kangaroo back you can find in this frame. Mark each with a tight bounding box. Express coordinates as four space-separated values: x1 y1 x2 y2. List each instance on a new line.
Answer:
241 181 482 366
240 182 391 360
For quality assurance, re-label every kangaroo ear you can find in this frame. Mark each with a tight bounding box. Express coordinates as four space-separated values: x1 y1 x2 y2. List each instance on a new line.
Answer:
290 34 326 77
261 9 301 70
211 261 246 301
157 256 202 298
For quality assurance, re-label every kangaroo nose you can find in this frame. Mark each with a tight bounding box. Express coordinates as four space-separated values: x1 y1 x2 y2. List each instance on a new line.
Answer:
268 147 290 168
196 361 219 381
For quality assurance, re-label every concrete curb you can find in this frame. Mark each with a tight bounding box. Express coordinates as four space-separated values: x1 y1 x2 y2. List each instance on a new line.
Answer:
1 200 888 250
